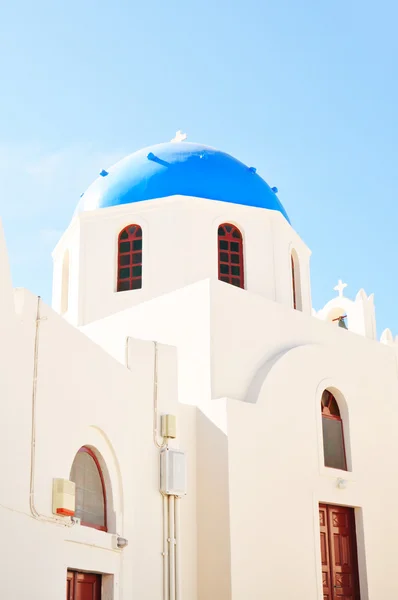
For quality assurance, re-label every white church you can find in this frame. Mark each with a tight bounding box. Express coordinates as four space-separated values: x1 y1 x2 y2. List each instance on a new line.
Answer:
0 134 395 600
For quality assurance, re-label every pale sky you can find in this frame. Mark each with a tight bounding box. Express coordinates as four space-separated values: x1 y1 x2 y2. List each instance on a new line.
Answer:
1 0 398 334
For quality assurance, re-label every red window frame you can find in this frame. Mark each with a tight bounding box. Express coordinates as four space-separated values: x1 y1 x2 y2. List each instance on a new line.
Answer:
117 224 143 292
321 391 347 471
218 223 244 288
291 255 297 310
74 446 107 532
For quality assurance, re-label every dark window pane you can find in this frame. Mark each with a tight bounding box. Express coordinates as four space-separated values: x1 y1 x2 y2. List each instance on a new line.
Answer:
322 417 346 470
232 229 242 239
132 253 142 264
231 266 240 276
231 254 240 264
117 280 130 292
119 268 130 279
218 227 226 236
230 242 239 252
132 279 142 289
120 255 130 266
219 240 228 250
120 230 128 240
133 239 142 251
132 265 142 277
225 225 232 233
119 241 130 253
232 278 241 287
220 276 229 283
220 264 229 274
220 252 229 262
129 226 138 235
329 399 340 417
321 391 341 418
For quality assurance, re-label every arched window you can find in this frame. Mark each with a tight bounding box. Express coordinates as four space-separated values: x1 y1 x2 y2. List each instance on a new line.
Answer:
70 447 107 531
290 250 302 310
60 250 70 315
321 390 347 471
117 224 143 292
218 223 244 288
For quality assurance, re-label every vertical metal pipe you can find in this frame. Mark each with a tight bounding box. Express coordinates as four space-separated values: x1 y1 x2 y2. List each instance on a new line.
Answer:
169 495 176 600
163 494 169 600
175 496 181 600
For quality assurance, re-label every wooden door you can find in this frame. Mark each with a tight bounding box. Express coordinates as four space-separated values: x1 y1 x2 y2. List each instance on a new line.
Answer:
67 571 74 600
67 571 101 600
319 504 360 600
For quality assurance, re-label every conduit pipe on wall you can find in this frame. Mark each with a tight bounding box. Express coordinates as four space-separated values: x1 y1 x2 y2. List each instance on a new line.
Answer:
152 341 167 449
143 337 182 600
169 495 176 600
163 492 182 600
163 494 169 600
143 336 170 600
175 496 182 600
127 337 166 449
29 296 73 526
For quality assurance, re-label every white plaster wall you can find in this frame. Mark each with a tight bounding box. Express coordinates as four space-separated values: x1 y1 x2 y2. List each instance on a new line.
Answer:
225 339 398 599
82 279 216 425
52 218 81 324
201 280 398 598
53 197 311 326
0 286 197 600
81 273 398 599
7 190 398 600
208 279 383 402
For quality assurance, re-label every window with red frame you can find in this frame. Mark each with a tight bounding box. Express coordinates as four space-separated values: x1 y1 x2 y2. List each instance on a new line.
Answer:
291 255 297 310
218 223 244 288
70 447 107 531
321 390 347 471
117 224 142 292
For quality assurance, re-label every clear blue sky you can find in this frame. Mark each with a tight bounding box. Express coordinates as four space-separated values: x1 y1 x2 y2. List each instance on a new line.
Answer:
1 0 397 334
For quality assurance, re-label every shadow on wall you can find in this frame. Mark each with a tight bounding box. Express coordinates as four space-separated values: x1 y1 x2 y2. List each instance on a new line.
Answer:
197 410 231 600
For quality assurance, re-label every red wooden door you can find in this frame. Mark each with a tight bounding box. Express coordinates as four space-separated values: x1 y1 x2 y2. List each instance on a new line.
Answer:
67 572 74 600
67 571 101 600
319 504 360 600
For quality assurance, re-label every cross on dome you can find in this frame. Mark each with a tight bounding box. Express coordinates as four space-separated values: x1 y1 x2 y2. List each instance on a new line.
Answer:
334 279 347 298
171 130 187 143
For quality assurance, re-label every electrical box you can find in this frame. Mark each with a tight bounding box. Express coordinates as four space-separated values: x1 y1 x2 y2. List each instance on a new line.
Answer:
160 447 187 496
161 414 177 439
52 478 75 517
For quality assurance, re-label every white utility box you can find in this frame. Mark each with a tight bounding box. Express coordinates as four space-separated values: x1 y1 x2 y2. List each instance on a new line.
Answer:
52 478 76 517
160 447 187 496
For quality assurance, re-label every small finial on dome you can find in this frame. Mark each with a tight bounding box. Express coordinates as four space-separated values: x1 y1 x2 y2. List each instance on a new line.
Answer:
100 169 108 177
171 130 187 143
248 166 257 173
271 186 278 193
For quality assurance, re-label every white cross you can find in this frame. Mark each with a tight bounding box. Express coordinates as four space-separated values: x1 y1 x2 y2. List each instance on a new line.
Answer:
334 279 347 298
171 130 187 143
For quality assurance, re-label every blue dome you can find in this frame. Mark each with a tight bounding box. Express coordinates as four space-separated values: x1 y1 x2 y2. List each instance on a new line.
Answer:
76 142 289 222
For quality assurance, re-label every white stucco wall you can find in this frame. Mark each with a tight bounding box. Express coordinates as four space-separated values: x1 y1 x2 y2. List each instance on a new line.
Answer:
5 184 398 600
0 284 197 600
53 196 311 326
84 276 398 599
225 341 395 598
